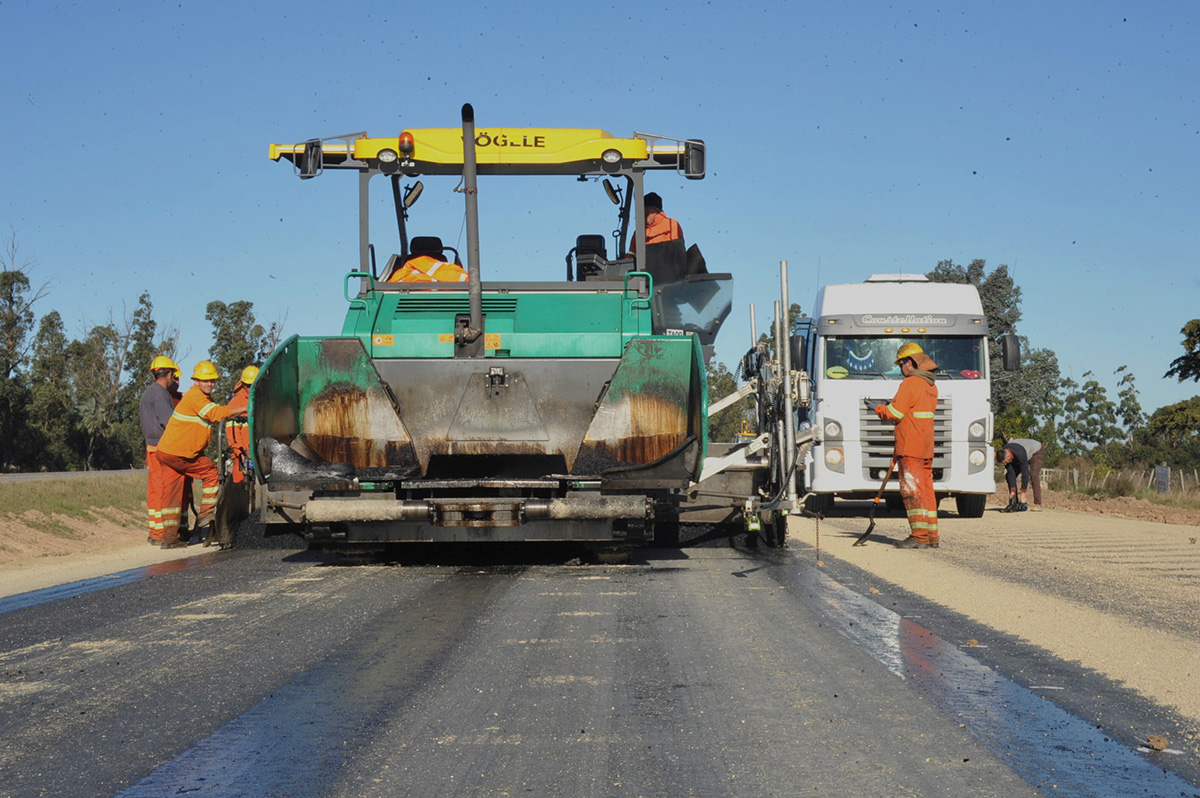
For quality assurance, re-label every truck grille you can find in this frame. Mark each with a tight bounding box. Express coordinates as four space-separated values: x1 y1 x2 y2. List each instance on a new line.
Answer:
859 396 951 478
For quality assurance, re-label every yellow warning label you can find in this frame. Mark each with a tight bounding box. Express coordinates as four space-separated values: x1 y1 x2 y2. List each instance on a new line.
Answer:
372 334 394 346
438 333 455 343
485 333 501 350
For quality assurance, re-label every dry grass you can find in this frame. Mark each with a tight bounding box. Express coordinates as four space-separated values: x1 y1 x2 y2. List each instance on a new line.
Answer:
1045 466 1200 509
0 473 146 520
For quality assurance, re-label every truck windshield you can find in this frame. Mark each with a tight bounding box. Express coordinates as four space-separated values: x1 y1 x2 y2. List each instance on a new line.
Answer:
822 336 987 380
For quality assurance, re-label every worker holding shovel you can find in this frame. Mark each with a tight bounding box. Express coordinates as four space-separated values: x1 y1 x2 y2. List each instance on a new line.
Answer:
874 343 940 549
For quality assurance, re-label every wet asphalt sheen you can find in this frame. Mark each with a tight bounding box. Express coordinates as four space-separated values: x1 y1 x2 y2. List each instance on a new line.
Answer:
0 545 1195 798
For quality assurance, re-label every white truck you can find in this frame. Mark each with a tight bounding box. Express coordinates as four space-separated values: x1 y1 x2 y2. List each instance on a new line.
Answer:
798 274 997 517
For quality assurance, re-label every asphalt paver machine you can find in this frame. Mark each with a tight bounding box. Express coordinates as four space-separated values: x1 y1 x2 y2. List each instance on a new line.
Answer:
215 105 806 550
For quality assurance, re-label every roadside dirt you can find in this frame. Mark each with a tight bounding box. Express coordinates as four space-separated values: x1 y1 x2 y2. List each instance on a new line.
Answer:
791 487 1200 758
1024 486 1200 527
0 507 203 599
0 507 148 566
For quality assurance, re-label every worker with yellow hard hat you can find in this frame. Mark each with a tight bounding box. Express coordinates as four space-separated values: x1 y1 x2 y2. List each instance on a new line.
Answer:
874 342 941 549
224 365 260 484
154 360 249 548
139 355 182 545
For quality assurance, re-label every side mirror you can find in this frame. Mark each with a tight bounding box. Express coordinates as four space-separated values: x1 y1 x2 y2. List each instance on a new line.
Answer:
1001 334 1021 371
789 335 807 370
603 179 621 206
403 181 424 209
298 138 323 179
683 140 706 179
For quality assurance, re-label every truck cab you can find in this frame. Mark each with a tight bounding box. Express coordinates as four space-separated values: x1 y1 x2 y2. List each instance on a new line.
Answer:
800 274 995 517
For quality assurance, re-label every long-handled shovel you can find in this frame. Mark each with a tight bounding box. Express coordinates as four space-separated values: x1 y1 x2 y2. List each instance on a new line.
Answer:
853 456 897 546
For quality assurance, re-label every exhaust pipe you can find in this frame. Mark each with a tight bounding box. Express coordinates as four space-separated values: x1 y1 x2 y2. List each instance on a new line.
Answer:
459 103 483 348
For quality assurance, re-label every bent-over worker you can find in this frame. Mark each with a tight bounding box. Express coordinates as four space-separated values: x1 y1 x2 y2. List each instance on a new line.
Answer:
998 438 1045 511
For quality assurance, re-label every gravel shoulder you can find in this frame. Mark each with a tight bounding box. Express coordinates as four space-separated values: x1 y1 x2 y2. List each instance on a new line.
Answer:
788 491 1200 753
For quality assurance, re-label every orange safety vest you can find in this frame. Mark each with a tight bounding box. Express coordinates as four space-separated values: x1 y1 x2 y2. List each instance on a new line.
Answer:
388 255 469 283
628 213 683 254
157 385 246 460
225 385 250 452
877 374 938 458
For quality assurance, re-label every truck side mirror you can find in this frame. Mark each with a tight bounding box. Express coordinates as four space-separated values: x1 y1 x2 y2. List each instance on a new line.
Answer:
403 181 424 208
789 335 807 370
683 140 705 179
298 138 323 179
1001 334 1021 371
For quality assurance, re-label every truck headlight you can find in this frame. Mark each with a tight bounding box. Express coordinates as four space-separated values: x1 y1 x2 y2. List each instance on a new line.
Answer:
824 421 841 438
825 448 844 466
969 421 985 438
969 448 986 467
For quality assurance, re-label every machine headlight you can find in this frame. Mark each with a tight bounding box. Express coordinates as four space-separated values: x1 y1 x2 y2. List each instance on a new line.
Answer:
825 448 844 466
969 449 986 467
378 149 398 163
824 421 841 438
969 421 985 438
602 148 622 163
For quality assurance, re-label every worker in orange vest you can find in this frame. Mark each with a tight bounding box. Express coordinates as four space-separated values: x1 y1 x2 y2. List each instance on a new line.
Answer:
138 355 181 544
387 255 468 283
626 191 683 254
155 360 248 548
224 365 258 483
874 342 940 549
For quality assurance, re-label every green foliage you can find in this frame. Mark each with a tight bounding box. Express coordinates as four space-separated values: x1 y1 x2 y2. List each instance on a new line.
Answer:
1165 319 1200 383
205 300 280 398
706 361 748 442
0 233 47 469
1058 371 1124 461
1146 397 1200 453
28 312 84 470
927 259 1061 430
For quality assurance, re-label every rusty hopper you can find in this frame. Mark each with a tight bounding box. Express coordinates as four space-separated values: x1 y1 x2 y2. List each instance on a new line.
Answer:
239 106 733 546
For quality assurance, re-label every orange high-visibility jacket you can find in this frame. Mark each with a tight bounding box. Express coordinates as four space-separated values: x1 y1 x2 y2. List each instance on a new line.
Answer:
628 214 683 254
875 374 938 458
387 255 469 283
225 385 250 452
157 385 246 460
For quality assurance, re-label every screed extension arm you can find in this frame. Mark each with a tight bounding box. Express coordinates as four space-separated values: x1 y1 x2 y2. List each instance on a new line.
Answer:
707 378 758 418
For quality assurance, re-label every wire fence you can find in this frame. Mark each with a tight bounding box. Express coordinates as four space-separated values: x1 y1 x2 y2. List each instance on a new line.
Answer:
1042 466 1200 500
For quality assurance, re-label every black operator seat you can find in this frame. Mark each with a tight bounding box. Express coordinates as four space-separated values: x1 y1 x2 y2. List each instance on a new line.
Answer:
404 235 463 266
570 234 608 281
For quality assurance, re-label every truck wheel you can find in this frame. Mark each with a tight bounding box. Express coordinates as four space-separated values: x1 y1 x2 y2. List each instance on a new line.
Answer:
762 510 787 548
652 521 680 547
954 493 987 518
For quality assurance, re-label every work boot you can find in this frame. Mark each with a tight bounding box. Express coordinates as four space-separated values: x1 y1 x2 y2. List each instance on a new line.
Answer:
894 536 936 549
160 540 188 549
1016 503 1028 512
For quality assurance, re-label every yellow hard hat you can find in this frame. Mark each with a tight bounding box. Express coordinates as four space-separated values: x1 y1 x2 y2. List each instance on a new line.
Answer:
150 355 179 373
192 360 221 381
240 365 260 385
895 342 924 364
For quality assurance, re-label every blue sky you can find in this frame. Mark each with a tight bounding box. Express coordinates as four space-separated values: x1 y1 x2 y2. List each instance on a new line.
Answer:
3 0 1197 414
